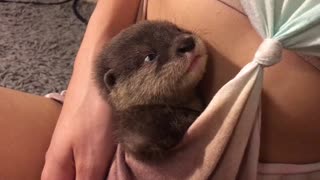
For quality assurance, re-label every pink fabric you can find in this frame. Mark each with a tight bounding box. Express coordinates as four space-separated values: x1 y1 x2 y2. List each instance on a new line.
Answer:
45 90 66 103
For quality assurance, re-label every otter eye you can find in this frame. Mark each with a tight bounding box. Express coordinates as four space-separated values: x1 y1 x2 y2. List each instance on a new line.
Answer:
144 53 157 62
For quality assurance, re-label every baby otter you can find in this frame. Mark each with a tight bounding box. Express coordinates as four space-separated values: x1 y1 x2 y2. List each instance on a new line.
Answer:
94 20 208 160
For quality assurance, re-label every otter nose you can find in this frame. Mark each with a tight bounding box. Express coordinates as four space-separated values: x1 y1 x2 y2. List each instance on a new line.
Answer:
177 36 195 54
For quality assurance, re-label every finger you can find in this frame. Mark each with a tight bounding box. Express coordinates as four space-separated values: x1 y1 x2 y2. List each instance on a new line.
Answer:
42 162 74 180
41 141 75 180
74 133 116 180
75 150 116 180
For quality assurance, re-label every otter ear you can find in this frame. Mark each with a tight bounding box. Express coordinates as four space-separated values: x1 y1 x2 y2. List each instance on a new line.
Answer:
104 69 117 91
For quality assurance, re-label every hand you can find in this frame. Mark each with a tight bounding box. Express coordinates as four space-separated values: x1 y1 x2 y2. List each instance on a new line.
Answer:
41 90 116 180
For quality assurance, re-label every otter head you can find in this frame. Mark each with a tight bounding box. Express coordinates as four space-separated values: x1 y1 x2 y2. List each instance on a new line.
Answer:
95 20 208 110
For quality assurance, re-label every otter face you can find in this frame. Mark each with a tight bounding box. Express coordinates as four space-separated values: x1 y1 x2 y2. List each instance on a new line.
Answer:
95 21 208 110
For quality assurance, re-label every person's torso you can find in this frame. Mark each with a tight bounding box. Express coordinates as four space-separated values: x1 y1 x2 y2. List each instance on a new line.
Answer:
145 0 320 164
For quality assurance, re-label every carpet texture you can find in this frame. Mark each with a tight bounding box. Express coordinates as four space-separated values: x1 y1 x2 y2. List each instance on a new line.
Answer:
0 0 95 95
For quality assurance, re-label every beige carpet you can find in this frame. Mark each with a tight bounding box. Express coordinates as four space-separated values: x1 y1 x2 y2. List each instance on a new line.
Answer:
0 0 94 95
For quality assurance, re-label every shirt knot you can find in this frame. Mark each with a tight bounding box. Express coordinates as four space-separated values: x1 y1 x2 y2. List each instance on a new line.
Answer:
254 38 282 67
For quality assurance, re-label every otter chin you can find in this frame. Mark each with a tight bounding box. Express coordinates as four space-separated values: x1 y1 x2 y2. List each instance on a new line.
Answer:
94 20 208 161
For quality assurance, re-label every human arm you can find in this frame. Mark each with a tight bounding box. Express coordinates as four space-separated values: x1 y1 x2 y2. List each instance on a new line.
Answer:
41 0 141 179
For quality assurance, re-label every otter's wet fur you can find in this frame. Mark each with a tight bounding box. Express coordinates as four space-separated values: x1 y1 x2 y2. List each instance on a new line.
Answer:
94 20 208 161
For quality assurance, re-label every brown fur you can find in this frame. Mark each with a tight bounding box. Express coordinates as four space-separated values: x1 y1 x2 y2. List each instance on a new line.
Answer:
94 20 208 161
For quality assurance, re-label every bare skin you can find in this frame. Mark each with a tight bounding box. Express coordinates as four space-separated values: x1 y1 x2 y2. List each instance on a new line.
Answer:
0 0 319 179
0 87 61 180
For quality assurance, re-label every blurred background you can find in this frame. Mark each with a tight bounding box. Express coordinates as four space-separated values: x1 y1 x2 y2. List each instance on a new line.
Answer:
0 0 95 95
